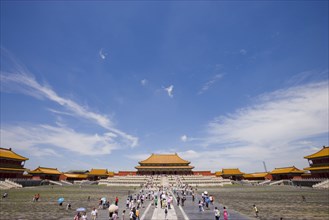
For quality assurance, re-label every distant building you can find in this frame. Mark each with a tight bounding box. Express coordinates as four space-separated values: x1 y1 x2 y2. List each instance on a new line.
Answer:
0 147 29 179
270 166 304 180
243 172 271 180
216 168 245 180
60 170 89 182
87 169 110 180
61 173 88 182
135 153 194 175
304 146 329 178
29 166 62 181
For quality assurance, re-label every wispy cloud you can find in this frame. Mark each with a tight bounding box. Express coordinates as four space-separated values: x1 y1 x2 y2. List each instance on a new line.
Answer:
141 79 148 86
1 123 119 156
204 81 328 147
285 69 328 86
0 61 138 148
198 74 224 94
194 80 328 171
164 85 174 98
239 49 247 55
131 80 328 172
181 135 188 142
99 48 107 60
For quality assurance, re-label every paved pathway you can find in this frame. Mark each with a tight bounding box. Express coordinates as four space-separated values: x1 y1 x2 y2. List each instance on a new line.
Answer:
77 178 252 220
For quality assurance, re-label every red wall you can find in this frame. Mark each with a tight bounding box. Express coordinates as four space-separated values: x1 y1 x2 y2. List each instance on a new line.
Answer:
193 171 212 176
117 171 137 176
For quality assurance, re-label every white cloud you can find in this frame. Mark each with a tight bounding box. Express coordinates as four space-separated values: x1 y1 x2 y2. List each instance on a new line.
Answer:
99 48 107 60
198 74 224 94
0 64 138 148
181 135 188 142
0 123 119 156
164 85 174 98
141 79 148 86
130 80 327 172
192 81 328 172
240 49 247 55
205 81 328 147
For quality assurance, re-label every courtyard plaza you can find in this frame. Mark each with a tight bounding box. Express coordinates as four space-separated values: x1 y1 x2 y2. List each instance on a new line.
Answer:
71 176 249 220
1 175 329 219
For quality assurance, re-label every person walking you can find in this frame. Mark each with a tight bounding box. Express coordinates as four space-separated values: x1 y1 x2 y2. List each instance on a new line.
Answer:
154 196 158 208
91 207 98 220
165 208 168 220
112 211 118 220
198 200 204 212
214 207 220 220
129 209 134 220
223 207 229 220
2 192 8 199
182 196 186 206
81 212 88 220
122 210 126 220
253 204 259 218
74 212 81 220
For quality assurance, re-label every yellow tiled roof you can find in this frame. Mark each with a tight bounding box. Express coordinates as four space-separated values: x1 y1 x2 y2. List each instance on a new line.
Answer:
304 166 329 171
0 167 27 172
64 173 88 179
108 172 115 177
139 153 190 164
0 148 28 161
222 168 245 175
270 166 304 174
88 169 108 175
304 146 329 159
29 167 62 175
243 174 254 178
135 166 194 169
215 171 222 176
243 172 269 178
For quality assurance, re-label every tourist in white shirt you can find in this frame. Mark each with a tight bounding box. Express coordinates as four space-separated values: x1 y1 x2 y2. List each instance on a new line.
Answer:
91 207 98 220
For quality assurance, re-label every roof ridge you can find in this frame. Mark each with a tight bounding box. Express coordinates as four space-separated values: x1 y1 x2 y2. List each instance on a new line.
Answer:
38 166 59 170
274 166 296 169
0 148 29 160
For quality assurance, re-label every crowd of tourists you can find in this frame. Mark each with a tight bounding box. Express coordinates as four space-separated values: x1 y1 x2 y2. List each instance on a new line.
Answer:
66 175 260 219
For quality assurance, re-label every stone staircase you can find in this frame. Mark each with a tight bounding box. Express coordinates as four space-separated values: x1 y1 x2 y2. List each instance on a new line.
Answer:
48 180 63 186
269 180 284 186
258 179 271 185
312 179 329 189
0 179 23 189
60 180 73 185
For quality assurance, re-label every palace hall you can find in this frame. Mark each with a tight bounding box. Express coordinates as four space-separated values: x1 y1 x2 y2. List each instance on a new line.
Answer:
135 153 194 175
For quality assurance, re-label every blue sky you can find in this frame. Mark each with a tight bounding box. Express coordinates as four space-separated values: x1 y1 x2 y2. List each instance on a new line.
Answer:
1 1 328 173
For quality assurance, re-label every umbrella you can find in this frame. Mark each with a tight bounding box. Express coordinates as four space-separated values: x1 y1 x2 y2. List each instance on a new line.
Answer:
76 207 86 212
108 204 118 212
58 197 64 204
